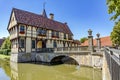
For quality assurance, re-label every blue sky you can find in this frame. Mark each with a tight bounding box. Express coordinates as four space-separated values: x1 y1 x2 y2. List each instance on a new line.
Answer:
0 0 114 40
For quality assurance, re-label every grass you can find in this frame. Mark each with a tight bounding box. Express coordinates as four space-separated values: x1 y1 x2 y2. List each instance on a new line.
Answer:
0 54 10 60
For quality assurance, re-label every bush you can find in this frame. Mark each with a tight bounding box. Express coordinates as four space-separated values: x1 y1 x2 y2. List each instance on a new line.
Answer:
0 49 4 54
0 49 11 55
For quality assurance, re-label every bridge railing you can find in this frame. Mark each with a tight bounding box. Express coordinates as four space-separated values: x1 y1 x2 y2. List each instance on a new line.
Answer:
54 47 90 53
36 48 54 53
104 47 120 80
36 47 89 53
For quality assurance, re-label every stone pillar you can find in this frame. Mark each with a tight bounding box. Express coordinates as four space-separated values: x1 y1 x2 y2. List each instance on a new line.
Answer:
96 33 101 50
88 29 94 52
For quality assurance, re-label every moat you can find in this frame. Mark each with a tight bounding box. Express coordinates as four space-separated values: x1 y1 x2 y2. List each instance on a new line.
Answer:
0 59 102 80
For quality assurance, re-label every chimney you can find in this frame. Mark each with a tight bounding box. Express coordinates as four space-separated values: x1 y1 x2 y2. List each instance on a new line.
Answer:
49 13 54 20
64 22 67 25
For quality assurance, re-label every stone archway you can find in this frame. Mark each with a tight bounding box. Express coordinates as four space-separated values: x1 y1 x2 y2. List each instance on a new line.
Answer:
35 54 42 62
50 55 79 65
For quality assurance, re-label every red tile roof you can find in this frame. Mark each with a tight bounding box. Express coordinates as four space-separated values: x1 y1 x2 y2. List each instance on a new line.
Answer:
81 36 112 47
0 39 4 47
73 40 81 45
9 8 73 35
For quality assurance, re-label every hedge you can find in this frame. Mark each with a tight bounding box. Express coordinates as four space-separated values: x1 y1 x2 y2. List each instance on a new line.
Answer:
0 49 11 55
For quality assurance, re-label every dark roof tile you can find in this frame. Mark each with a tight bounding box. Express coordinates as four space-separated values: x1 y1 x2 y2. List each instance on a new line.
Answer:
13 8 73 35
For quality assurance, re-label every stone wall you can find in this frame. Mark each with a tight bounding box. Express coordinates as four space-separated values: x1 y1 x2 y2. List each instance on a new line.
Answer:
102 52 111 80
10 52 103 68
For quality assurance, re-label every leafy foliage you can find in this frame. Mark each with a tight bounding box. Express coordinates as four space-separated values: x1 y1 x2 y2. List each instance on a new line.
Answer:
107 0 120 46
80 37 88 43
110 21 120 46
1 37 11 49
107 0 120 20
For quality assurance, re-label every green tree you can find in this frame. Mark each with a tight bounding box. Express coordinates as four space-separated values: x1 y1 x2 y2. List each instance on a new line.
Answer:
80 37 88 43
107 0 120 20
107 0 120 46
110 21 120 46
1 37 11 49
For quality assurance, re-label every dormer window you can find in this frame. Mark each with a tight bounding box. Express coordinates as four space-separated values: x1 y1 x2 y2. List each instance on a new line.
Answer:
20 26 25 34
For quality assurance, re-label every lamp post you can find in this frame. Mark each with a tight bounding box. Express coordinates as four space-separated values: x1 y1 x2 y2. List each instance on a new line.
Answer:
96 33 100 38
88 29 92 36
88 29 94 52
96 33 101 51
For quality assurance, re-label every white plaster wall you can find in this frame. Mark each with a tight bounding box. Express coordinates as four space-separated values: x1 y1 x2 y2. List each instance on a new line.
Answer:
66 34 68 40
47 30 52 39
65 42 68 47
27 26 31 37
8 12 17 29
46 40 53 48
26 38 31 53
11 39 18 53
32 27 36 37
60 33 64 40
10 26 18 40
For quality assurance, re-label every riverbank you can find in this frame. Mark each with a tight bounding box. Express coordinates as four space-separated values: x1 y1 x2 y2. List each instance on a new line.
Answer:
0 54 10 60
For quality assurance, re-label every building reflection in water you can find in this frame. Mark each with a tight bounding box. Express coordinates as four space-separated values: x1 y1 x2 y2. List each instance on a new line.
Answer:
10 62 102 80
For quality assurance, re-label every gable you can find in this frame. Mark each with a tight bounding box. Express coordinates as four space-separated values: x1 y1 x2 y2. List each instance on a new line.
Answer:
7 11 17 30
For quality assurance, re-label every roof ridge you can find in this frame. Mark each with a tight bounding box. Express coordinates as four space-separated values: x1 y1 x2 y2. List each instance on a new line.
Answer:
13 8 67 25
11 8 73 35
13 8 43 17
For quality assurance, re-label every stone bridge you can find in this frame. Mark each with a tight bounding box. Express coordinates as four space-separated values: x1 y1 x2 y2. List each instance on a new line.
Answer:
35 52 103 67
11 47 103 68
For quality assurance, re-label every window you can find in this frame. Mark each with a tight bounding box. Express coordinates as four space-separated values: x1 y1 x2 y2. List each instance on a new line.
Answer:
64 33 66 39
52 31 59 38
20 26 25 33
52 31 54 37
53 41 57 48
68 35 72 40
41 29 46 35
20 39 24 48
37 28 46 36
56 32 59 38
32 40 35 48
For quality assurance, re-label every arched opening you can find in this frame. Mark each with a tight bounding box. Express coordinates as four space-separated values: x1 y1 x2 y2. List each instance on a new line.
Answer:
37 41 42 48
50 55 79 65
37 40 46 48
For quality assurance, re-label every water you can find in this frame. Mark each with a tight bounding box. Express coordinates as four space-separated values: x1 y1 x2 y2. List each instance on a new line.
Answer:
0 60 102 80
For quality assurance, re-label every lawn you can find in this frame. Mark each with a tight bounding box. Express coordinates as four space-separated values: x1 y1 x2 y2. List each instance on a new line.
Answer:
0 54 10 60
